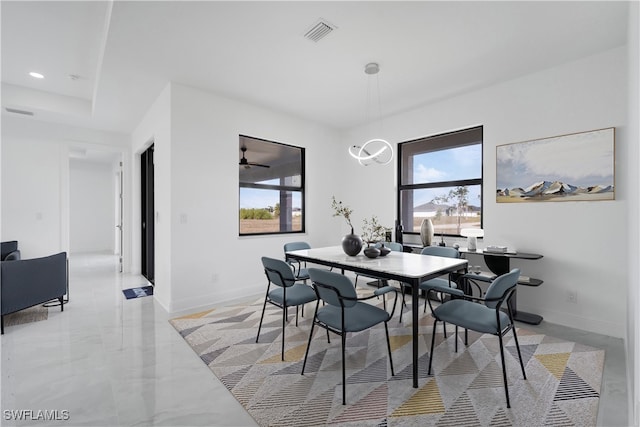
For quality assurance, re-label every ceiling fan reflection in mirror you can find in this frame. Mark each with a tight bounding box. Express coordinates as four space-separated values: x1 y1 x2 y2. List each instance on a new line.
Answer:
239 146 270 168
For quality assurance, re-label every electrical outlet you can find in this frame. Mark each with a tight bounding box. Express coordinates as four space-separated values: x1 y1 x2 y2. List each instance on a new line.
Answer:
567 291 577 303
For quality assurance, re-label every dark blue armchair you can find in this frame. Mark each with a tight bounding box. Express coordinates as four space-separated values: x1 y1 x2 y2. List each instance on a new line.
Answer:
1 252 68 334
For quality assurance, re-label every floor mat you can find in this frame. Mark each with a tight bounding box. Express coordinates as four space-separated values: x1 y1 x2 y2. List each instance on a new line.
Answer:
122 285 154 300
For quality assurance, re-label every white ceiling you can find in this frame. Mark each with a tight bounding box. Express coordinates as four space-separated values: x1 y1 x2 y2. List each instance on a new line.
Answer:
1 1 629 135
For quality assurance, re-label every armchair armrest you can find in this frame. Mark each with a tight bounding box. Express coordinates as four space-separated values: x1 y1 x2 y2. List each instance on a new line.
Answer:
3 250 20 261
1 241 19 261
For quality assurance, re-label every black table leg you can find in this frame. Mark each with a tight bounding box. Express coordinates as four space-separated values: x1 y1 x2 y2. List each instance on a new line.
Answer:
412 280 419 388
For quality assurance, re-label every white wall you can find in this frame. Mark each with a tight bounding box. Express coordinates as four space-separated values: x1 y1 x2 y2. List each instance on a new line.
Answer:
130 83 342 313
131 84 172 309
343 46 628 338
1 126 65 258
69 159 116 253
627 2 640 424
1 116 129 259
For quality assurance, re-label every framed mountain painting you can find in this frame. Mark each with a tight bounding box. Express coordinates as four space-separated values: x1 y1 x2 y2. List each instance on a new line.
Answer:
496 127 615 203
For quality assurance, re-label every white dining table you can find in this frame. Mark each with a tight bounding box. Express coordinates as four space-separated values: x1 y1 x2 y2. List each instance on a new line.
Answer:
286 245 468 388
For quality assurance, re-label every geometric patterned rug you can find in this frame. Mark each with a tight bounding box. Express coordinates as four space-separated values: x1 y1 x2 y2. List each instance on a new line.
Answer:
170 295 604 427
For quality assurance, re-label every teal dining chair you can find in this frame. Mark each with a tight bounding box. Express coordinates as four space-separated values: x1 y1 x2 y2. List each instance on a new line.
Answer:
399 245 462 323
283 241 312 282
302 268 398 405
427 268 527 408
257 257 317 361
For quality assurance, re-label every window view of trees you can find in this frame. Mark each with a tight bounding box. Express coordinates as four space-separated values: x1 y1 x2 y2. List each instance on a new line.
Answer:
398 126 483 237
239 136 304 235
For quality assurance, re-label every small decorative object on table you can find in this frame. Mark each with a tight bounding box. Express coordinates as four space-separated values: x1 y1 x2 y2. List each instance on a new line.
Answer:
395 220 403 244
361 216 391 259
438 233 446 247
332 196 363 256
419 218 434 246
461 228 484 251
378 243 391 257
363 246 381 259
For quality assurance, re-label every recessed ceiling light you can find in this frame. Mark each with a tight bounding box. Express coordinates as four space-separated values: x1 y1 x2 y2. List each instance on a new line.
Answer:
29 72 44 79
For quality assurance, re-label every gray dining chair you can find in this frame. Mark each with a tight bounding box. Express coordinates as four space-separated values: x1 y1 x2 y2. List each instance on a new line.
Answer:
257 257 317 361
427 268 527 408
399 245 461 323
283 241 311 282
302 268 398 405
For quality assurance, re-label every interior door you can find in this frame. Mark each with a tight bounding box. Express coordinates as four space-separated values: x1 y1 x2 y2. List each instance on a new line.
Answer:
141 145 155 284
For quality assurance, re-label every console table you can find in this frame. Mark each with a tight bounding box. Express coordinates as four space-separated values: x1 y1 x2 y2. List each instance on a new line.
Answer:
458 248 543 325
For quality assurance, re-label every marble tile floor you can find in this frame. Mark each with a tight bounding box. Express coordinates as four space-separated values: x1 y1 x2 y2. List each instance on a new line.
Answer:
0 253 629 426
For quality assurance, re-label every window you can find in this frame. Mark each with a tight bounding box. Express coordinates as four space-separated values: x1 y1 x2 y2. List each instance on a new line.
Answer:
397 126 483 237
239 135 305 235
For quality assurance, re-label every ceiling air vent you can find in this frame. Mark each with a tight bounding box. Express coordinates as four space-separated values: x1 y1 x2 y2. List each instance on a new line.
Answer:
304 19 336 42
5 107 34 116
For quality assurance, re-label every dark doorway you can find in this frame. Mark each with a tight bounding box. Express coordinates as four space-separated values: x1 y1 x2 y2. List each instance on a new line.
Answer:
141 145 155 284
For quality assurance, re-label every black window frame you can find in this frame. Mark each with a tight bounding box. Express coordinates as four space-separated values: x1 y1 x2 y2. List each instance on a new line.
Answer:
397 126 483 238
239 135 305 236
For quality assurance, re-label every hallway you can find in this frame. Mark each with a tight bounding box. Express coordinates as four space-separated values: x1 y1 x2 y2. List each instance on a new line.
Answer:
1 253 256 426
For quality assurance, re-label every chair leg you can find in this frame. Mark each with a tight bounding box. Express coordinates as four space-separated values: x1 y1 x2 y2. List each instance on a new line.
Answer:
399 286 407 323
455 325 459 353
59 296 64 311
295 306 299 327
498 332 511 408
255 295 269 343
511 327 527 380
281 304 287 361
428 319 438 375
384 322 394 376
1 315 4 335
341 332 347 405
301 301 319 375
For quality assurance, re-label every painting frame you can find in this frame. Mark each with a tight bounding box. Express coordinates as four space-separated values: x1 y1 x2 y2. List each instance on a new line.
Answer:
496 127 615 203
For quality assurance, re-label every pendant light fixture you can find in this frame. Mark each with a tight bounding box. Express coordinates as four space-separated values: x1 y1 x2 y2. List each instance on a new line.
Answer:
348 62 393 166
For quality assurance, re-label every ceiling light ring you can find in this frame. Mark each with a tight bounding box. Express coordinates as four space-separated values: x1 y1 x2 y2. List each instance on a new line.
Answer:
349 62 393 166
348 139 393 166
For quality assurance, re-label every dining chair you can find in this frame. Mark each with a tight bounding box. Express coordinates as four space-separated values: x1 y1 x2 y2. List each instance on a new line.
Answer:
257 257 317 361
354 241 403 288
398 245 461 323
283 241 311 282
302 268 398 405
427 268 526 408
